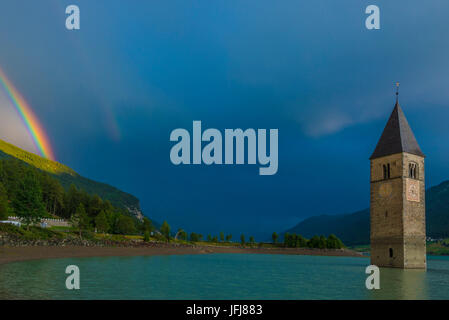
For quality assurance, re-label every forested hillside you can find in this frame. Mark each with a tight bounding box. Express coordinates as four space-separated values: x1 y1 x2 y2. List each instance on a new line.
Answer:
0 139 143 220
0 157 150 234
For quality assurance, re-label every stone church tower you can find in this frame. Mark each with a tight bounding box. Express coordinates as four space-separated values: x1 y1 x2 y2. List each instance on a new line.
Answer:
370 93 426 269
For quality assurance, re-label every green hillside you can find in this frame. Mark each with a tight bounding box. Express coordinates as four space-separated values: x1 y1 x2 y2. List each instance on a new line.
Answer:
0 138 143 220
285 181 449 245
0 139 75 175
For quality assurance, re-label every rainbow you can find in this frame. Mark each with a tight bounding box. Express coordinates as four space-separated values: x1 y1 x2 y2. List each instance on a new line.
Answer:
0 67 55 161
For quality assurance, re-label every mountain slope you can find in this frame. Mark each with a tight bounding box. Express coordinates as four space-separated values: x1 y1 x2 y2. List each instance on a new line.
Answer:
285 209 370 246
0 139 144 220
426 180 449 238
285 180 449 245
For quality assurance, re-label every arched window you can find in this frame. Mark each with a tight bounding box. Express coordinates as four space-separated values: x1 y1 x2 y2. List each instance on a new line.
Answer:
383 164 391 179
409 163 418 179
389 248 393 258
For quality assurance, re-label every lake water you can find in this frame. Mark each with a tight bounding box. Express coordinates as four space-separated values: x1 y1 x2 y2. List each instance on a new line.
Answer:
0 254 448 300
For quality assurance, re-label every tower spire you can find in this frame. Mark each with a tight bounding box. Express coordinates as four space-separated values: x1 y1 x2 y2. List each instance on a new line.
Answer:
370 90 424 160
396 82 400 103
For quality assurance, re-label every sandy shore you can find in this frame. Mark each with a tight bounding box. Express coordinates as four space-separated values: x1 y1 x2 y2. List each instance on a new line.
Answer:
0 245 365 265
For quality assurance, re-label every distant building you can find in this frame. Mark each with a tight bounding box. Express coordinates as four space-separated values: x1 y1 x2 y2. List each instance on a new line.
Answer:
370 89 426 269
0 220 21 227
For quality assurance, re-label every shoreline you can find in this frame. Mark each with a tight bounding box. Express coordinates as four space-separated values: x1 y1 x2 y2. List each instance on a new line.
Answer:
0 245 366 265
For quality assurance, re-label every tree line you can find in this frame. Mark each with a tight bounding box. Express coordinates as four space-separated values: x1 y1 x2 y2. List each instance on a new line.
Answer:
155 227 344 250
280 232 344 249
188 232 255 245
155 228 257 246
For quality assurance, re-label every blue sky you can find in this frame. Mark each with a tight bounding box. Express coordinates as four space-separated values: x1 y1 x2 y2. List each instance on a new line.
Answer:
1 1 449 239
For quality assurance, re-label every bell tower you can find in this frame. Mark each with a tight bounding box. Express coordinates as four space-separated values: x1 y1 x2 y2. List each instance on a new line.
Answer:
370 86 426 269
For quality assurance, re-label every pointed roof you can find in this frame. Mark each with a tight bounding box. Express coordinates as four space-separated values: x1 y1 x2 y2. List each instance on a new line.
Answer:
370 102 425 159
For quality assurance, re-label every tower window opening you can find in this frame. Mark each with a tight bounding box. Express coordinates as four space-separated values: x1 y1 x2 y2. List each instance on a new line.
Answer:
383 163 391 179
389 248 393 258
409 163 418 179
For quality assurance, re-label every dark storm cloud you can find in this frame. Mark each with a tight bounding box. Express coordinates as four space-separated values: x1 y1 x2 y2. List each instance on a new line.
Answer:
0 0 448 239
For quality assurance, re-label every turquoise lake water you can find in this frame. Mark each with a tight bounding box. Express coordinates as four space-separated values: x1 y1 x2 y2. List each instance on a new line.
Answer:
0 254 448 300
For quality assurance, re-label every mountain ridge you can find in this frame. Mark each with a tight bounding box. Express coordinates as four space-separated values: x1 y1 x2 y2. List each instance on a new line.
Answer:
285 180 449 245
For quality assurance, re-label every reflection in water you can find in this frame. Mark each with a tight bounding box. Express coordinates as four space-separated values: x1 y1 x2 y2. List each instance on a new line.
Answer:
369 268 428 300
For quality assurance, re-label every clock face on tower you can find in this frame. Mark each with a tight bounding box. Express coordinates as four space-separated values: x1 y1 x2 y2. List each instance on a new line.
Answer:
378 183 393 199
406 179 420 202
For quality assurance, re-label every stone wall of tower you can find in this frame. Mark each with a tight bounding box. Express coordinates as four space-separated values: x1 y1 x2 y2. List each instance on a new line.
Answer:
402 153 426 269
370 152 426 269
370 153 405 268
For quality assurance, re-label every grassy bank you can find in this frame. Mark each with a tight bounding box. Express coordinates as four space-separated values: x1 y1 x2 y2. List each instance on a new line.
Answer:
0 223 145 244
0 223 272 248
350 241 449 256
0 223 65 241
